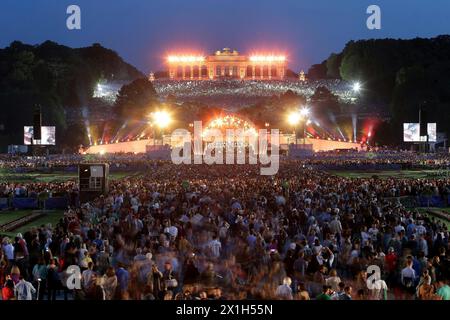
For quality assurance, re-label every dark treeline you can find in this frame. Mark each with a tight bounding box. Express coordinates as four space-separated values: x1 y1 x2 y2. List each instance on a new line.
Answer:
0 41 143 151
2 36 450 150
308 35 450 145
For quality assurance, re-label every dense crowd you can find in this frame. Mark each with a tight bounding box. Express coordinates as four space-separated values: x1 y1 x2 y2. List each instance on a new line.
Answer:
153 79 357 109
2 151 450 170
1 156 450 301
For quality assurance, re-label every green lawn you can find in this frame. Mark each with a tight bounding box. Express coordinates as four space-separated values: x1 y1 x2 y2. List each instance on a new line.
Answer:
0 210 31 226
416 208 450 230
13 210 64 233
329 170 450 180
0 210 64 238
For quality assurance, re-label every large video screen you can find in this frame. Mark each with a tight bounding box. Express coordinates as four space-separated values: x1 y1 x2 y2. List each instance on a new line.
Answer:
24 126 33 145
403 123 420 142
24 126 56 145
427 123 437 142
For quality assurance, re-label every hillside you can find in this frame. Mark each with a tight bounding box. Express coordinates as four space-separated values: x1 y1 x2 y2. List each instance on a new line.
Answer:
310 35 450 144
0 40 145 150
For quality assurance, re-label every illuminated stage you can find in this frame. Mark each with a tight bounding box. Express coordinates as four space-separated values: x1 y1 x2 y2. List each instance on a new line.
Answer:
83 136 362 155
83 115 363 155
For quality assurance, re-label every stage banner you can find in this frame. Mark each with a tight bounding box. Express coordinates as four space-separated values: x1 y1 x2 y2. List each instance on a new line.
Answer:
419 196 444 207
45 197 68 210
0 198 8 209
12 198 38 209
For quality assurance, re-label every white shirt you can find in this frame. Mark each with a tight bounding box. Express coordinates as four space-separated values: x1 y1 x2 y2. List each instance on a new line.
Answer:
369 280 388 300
275 284 293 300
15 280 36 300
164 226 178 239
326 276 342 292
329 219 342 234
208 239 222 258
3 243 14 260
415 225 426 236
394 225 405 234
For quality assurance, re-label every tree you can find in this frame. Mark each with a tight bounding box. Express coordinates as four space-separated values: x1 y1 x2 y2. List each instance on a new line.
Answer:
307 61 327 80
0 40 146 151
319 36 450 144
310 86 341 116
326 53 342 79
114 78 158 120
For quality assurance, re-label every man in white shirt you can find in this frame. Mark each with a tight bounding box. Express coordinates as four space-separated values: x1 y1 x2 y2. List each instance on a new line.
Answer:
329 216 343 237
394 224 405 234
15 277 36 300
164 225 178 240
208 235 222 259
369 278 388 300
275 277 293 300
2 238 14 262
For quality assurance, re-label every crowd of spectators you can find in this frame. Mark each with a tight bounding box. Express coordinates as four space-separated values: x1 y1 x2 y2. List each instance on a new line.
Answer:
1 155 450 300
153 79 356 108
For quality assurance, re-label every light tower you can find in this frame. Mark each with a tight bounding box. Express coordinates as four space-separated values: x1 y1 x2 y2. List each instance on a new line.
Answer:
148 72 155 82
299 70 306 82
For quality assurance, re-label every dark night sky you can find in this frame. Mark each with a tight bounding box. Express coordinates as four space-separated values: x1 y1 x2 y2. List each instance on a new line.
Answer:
1 0 449 73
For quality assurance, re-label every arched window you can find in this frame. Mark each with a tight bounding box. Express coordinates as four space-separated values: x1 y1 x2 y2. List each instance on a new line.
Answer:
271 66 277 77
255 65 261 77
232 66 238 78
185 66 192 78
177 66 183 78
246 65 253 78
193 65 200 78
201 65 208 77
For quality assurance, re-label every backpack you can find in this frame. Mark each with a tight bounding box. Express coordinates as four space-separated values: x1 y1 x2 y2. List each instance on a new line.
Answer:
403 277 414 288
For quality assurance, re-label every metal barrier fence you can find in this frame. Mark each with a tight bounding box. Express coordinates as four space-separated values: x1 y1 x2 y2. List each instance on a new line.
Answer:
0 197 69 210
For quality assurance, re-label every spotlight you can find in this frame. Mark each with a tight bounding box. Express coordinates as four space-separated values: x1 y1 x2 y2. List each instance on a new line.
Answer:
353 82 361 93
299 107 310 117
152 111 171 128
288 112 301 125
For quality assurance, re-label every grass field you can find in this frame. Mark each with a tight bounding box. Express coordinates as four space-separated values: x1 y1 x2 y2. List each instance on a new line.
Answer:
0 210 31 226
13 211 64 233
329 169 450 180
416 208 450 229
0 210 64 238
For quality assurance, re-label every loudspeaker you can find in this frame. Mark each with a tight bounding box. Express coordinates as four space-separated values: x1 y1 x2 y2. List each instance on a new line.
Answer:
79 163 109 203
33 105 42 140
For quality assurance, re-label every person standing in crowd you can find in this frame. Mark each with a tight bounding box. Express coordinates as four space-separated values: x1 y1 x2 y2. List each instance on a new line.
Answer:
436 280 450 300
32 257 47 300
0 157 449 301
275 277 293 300
14 276 36 300
316 285 333 300
46 258 60 301
102 267 118 300
1 279 15 300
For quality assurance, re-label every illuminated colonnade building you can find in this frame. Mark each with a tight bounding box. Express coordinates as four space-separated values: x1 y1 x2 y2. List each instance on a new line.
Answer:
167 48 286 80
